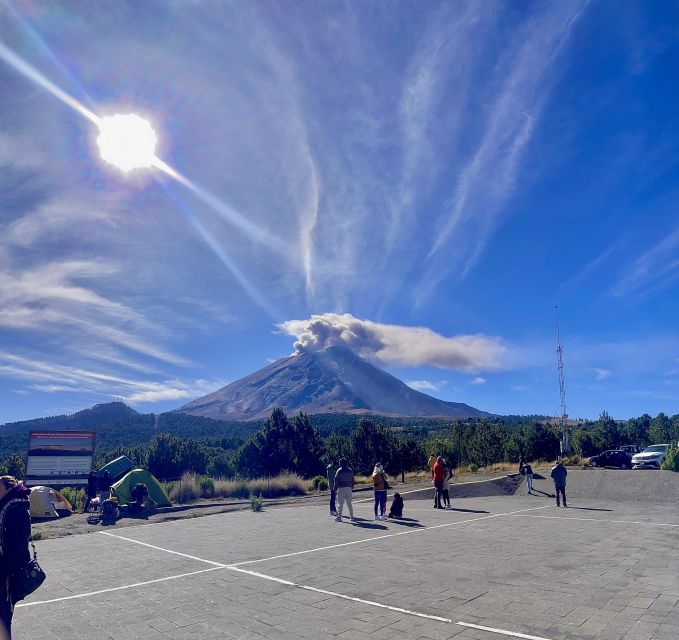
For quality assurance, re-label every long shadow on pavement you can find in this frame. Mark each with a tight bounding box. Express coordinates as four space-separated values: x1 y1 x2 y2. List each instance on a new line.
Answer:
351 518 388 530
387 518 424 528
564 506 614 512
449 507 489 514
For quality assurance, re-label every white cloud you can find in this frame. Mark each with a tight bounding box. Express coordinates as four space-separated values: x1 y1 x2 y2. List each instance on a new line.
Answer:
471 377 486 385
406 380 448 392
592 368 611 381
511 385 529 392
279 313 507 372
0 350 224 406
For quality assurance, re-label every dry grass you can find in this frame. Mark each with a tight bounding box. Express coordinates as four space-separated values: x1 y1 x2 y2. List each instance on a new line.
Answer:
167 472 309 503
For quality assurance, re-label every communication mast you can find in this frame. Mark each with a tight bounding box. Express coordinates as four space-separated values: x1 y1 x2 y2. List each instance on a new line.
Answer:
555 305 569 456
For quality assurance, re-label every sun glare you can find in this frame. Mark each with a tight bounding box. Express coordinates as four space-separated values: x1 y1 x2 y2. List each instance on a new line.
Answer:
96 113 158 172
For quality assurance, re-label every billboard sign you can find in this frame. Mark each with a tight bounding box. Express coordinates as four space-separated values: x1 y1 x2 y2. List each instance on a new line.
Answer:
25 431 95 487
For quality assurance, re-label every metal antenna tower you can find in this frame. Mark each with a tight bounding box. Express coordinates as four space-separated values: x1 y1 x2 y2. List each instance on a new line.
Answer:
555 305 569 456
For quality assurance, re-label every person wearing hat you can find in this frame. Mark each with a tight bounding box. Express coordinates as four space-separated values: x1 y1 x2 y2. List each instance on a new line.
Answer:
432 456 445 509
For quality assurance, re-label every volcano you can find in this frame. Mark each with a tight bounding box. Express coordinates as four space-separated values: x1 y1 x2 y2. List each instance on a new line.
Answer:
178 345 489 421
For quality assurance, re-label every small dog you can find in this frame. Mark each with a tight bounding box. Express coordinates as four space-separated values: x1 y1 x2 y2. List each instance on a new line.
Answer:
388 492 404 519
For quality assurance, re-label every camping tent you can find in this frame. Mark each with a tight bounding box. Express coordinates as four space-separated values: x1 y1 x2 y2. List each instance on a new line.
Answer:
110 469 171 507
29 486 73 519
98 455 134 482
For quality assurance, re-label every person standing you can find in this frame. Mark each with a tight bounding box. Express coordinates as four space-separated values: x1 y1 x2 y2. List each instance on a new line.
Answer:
427 454 436 472
326 461 337 516
84 470 98 512
334 459 356 522
521 461 534 495
372 463 388 521
432 456 445 509
550 460 568 507
99 470 112 502
0 476 31 640
441 462 453 509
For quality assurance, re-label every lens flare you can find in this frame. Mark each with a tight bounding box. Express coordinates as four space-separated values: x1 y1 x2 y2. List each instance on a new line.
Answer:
96 114 158 172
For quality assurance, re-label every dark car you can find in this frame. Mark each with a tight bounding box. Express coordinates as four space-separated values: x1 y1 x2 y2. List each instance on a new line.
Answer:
588 450 632 469
618 444 642 455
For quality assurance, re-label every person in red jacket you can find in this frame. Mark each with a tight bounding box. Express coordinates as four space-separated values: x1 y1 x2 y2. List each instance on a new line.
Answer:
432 456 445 509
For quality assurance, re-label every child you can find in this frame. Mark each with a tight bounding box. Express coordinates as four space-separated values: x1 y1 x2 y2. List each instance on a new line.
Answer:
388 492 404 519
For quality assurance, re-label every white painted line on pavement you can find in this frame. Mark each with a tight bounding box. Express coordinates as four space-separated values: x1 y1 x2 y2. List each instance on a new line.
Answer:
230 566 554 639
20 504 550 611
230 505 551 567
457 621 553 640
229 565 454 622
15 567 223 607
100 531 228 566
512 513 679 528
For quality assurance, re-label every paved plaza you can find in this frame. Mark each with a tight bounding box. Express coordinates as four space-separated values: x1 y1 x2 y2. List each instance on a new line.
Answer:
14 479 679 640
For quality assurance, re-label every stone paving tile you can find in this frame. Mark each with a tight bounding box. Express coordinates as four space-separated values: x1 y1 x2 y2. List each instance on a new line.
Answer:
12 494 679 639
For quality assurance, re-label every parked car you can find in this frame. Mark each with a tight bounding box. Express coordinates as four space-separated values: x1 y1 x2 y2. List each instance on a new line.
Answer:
618 444 641 455
588 450 632 469
631 444 670 469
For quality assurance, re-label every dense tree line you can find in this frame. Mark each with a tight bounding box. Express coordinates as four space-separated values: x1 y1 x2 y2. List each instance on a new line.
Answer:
2 407 678 481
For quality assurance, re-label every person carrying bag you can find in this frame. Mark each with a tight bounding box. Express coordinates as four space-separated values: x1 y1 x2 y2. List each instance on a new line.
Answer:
0 476 46 640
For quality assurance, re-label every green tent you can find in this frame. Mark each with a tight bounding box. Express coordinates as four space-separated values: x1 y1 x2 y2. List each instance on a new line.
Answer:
110 469 171 507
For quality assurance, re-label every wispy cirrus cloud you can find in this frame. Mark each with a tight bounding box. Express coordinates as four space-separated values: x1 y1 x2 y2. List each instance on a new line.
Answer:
613 226 679 297
0 351 224 406
415 2 589 303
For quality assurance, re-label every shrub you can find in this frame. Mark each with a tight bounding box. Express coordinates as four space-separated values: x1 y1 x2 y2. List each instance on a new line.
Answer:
311 475 325 489
60 487 86 512
213 479 250 500
250 495 263 512
317 478 329 491
199 476 215 497
661 448 679 472
30 532 46 541
249 473 307 498
469 463 479 473
167 472 201 503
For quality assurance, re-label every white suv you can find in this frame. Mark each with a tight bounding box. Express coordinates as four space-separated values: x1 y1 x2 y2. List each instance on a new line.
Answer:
631 444 670 469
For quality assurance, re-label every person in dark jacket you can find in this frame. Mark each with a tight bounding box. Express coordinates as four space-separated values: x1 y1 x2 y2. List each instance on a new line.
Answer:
84 470 98 513
521 461 534 495
0 476 31 640
326 461 337 516
334 459 355 522
99 470 112 502
550 460 568 507
388 493 404 519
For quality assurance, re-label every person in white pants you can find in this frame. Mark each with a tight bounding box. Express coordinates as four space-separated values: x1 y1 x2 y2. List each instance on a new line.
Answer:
334 458 355 522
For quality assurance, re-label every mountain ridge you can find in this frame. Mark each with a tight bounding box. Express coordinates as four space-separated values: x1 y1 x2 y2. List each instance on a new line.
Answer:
178 345 489 421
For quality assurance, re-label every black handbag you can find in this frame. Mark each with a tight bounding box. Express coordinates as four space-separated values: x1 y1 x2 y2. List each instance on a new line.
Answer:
10 541 46 602
383 475 390 490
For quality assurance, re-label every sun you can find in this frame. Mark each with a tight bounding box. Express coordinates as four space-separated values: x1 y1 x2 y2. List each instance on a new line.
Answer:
96 113 158 172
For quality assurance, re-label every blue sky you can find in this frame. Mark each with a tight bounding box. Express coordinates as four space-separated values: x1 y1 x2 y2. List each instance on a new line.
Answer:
1 0 678 424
